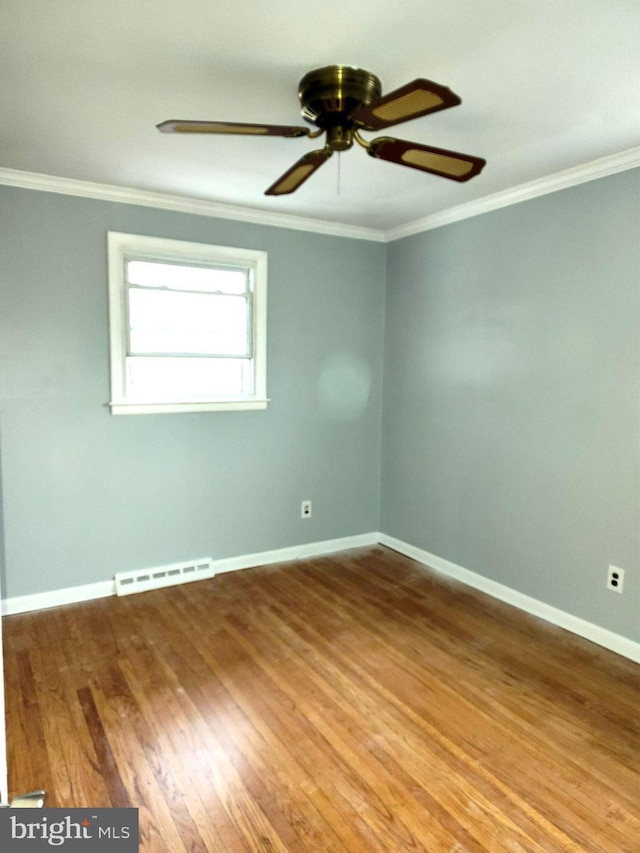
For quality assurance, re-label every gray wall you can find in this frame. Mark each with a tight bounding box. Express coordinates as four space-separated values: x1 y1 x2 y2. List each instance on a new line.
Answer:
0 187 386 598
1 170 638 645
381 169 640 641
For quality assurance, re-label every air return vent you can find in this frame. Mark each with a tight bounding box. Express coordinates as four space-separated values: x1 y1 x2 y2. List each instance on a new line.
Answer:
114 557 215 597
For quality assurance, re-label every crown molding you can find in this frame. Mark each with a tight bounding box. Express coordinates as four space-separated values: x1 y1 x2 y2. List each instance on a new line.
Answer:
384 146 640 242
1 146 638 244
0 167 384 242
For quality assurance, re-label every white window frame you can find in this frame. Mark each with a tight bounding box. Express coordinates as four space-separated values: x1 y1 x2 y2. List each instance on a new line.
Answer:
107 232 267 415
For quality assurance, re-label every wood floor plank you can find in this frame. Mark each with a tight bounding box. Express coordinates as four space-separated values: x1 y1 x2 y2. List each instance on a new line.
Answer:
280 558 638 851
24 607 110 807
245 568 583 851
304 554 640 767
201 627 418 853
363 550 640 711
115 649 291 853
103 596 313 852
77 685 133 809
88 674 199 852
222 608 508 852
3 638 58 801
155 631 349 852
4 545 639 852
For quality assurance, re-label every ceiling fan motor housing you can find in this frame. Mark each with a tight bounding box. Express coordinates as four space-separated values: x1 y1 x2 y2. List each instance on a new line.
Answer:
298 65 382 150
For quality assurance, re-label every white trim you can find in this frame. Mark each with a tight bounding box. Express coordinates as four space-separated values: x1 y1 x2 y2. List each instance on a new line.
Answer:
1 148 637 244
109 399 269 415
0 572 7 801
385 147 640 241
212 532 379 575
2 580 115 616
378 534 640 665
0 167 383 242
107 231 268 414
0 533 378 616
3 533 637 665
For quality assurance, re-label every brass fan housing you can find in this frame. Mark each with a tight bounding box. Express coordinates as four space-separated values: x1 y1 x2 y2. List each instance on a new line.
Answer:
298 65 381 151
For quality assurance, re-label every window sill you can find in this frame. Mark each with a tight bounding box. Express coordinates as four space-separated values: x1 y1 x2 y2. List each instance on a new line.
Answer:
108 399 269 415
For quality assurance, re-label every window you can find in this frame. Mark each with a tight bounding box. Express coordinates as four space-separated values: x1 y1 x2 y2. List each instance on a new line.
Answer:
107 232 267 414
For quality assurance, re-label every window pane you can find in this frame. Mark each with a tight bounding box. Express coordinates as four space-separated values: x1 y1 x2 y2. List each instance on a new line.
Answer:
109 231 267 412
128 289 248 356
126 356 250 398
127 260 247 294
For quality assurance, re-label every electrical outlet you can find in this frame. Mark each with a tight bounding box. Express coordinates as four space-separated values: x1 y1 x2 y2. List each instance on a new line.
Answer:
607 565 624 594
301 500 312 519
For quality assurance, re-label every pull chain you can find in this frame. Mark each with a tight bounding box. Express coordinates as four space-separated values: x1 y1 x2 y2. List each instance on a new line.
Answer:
336 152 341 195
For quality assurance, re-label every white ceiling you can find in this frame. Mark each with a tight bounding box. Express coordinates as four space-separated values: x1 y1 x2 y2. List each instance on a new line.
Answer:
2 0 639 232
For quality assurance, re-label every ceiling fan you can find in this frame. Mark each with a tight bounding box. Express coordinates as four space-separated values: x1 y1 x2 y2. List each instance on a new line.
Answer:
157 65 486 196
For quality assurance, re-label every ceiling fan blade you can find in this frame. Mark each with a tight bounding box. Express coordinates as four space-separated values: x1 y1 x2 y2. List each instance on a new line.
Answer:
352 79 461 130
368 137 486 182
265 147 333 196
157 119 310 138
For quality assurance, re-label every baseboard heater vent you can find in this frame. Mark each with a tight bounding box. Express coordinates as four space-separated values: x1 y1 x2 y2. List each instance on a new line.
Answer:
114 557 215 597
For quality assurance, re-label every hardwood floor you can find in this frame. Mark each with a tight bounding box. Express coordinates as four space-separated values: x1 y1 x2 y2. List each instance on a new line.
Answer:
4 546 639 851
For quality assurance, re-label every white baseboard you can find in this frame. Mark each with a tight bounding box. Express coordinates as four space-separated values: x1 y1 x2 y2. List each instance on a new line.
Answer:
2 580 115 617
0 532 379 616
378 534 640 665
3 531 638 666
211 532 378 575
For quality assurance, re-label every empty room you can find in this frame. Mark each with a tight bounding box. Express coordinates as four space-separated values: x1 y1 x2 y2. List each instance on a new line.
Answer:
0 1 638 850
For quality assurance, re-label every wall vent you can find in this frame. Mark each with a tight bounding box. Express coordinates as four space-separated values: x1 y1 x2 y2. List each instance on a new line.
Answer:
114 557 215 597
